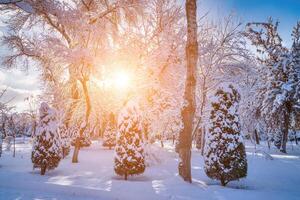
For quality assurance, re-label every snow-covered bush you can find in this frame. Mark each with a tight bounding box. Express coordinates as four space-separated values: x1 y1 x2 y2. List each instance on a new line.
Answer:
114 102 146 180
103 113 116 149
31 103 62 175
204 84 247 186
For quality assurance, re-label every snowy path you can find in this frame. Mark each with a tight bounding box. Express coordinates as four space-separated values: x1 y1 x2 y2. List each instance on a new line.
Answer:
1 140 300 200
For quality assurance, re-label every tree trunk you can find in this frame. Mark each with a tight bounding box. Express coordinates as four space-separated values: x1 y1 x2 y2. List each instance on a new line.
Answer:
172 135 175 145
254 129 260 145
194 77 207 151
72 137 80 163
72 79 91 163
124 172 128 180
221 178 227 186
178 0 198 183
200 126 206 156
41 165 46 175
161 140 164 148
280 103 291 153
13 134 15 157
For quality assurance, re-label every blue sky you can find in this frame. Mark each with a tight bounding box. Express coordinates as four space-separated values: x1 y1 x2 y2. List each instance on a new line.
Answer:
1 0 300 111
199 0 300 46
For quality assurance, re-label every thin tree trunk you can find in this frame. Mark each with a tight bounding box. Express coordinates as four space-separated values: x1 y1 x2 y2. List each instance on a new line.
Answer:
254 129 260 145
267 139 271 149
72 79 91 163
193 77 207 152
200 126 205 155
178 0 198 183
161 139 164 148
172 135 175 145
280 103 290 153
13 134 15 157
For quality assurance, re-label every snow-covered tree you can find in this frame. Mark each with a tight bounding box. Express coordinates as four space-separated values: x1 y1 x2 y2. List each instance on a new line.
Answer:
58 123 70 158
195 14 252 154
103 112 116 149
204 84 247 186
31 103 62 175
245 19 300 153
114 102 145 180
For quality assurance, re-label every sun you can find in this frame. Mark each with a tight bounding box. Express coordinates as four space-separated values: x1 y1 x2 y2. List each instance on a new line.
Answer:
92 69 132 92
112 71 131 89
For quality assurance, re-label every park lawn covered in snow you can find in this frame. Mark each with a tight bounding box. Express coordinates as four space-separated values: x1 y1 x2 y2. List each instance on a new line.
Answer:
0 139 300 200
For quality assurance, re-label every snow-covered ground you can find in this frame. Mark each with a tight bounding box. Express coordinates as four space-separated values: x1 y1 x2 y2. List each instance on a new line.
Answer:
1 139 300 200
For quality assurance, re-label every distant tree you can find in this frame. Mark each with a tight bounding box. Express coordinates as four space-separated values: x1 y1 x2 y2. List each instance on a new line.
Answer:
31 103 62 175
114 102 145 180
103 113 116 150
204 84 247 186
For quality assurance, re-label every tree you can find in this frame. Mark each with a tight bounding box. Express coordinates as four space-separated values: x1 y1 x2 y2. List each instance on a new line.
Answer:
195 15 252 154
204 84 247 186
103 112 116 150
0 0 145 164
245 19 300 153
114 101 145 180
58 123 70 158
31 103 62 175
177 0 198 183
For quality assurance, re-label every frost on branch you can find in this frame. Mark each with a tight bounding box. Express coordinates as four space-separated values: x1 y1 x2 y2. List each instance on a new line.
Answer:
204 84 247 186
31 102 62 175
114 101 145 180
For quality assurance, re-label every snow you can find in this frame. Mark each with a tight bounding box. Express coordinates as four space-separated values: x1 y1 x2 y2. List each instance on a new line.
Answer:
1 139 300 200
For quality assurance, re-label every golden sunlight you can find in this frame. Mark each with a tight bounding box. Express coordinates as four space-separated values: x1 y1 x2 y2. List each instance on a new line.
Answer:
112 71 131 89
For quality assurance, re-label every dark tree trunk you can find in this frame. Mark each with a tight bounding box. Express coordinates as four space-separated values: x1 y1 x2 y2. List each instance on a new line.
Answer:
267 139 271 149
254 129 260 145
178 0 198 183
13 134 16 157
221 178 227 186
41 165 46 175
124 173 128 180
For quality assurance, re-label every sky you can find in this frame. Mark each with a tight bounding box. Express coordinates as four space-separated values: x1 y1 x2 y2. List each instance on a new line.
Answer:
1 0 300 112
199 0 300 46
